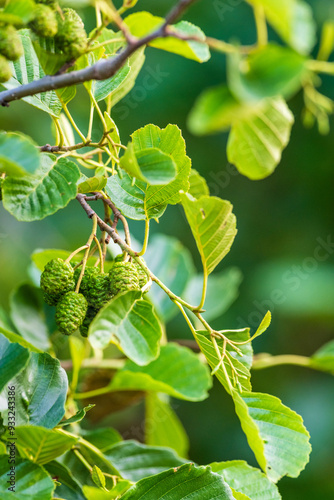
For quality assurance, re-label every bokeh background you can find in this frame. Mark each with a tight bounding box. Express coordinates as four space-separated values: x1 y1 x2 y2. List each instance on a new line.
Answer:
1 0 334 497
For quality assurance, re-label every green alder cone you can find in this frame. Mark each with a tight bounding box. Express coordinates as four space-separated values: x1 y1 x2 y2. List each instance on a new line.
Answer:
75 266 112 308
109 261 140 295
36 0 58 7
74 266 99 294
0 55 11 83
55 8 87 59
56 291 88 335
43 292 59 307
80 306 98 338
0 25 23 61
40 258 75 299
30 5 58 38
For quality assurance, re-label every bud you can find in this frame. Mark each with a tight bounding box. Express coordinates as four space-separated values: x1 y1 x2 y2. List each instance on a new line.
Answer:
30 5 58 38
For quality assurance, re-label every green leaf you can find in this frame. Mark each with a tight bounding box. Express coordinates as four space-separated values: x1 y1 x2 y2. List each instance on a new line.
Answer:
232 391 311 482
92 465 106 490
0 456 55 499
83 482 132 500
3 154 81 221
104 112 121 155
180 192 237 276
110 343 212 401
188 168 210 198
32 37 76 105
195 329 252 394
14 426 78 464
125 12 210 62
94 63 131 103
246 0 316 55
0 332 30 392
106 124 191 220
120 463 234 500
227 98 294 180
3 0 36 24
146 393 189 458
228 44 307 103
105 440 188 482
185 267 243 322
107 47 146 108
2 30 62 117
0 132 40 176
120 144 177 185
69 335 86 392
188 85 255 135
210 460 281 500
44 461 86 500
10 284 51 351
57 405 95 427
89 290 162 365
0 325 42 353
310 340 334 374
1 352 68 428
146 234 195 322
78 171 107 194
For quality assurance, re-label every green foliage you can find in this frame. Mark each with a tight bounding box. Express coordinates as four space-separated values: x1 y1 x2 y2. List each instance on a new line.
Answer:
2 154 81 221
0 0 332 497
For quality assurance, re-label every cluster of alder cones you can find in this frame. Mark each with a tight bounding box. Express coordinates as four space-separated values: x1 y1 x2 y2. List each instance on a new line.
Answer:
0 2 87 82
40 256 150 337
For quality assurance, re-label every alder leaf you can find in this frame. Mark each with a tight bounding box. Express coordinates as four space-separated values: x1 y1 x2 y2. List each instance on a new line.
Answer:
188 168 210 198
120 463 234 500
195 329 253 394
89 290 162 365
3 154 81 221
0 456 55 499
0 332 30 392
227 98 294 180
2 30 62 117
180 192 237 276
211 460 281 500
0 352 68 428
145 234 195 322
125 12 210 62
105 440 188 482
13 426 78 464
0 132 40 176
246 0 316 55
145 393 190 457
109 343 212 401
120 144 177 185
310 340 334 374
106 124 191 220
232 391 311 482
228 44 307 103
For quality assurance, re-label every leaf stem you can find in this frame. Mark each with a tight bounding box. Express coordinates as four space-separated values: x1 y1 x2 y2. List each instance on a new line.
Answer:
254 6 267 47
197 271 207 312
75 215 98 292
138 219 150 256
65 245 90 264
252 354 311 370
63 104 86 142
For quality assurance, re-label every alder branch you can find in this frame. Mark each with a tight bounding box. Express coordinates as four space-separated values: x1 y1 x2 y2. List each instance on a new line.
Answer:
0 0 198 107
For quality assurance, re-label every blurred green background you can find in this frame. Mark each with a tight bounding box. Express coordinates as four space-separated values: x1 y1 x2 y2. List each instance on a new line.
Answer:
1 0 334 497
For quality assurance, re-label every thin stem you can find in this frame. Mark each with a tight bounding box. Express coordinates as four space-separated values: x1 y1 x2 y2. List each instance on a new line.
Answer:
94 235 104 273
254 6 267 47
307 59 334 75
197 272 208 312
75 215 98 292
74 385 114 400
138 219 150 256
63 105 86 142
65 245 89 264
86 102 95 142
173 300 198 337
61 357 125 371
73 449 92 472
252 354 311 370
